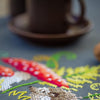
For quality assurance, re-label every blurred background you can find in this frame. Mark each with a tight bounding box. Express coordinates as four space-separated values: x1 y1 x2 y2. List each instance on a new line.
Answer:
0 0 9 18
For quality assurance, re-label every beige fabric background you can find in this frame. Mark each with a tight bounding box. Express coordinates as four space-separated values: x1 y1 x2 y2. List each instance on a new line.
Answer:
0 0 9 17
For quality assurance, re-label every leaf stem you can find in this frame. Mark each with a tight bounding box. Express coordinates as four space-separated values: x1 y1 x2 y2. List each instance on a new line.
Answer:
1 80 41 94
83 93 100 99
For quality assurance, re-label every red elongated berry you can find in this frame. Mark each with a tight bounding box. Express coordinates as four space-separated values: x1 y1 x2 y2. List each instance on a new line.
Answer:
0 65 14 77
1 57 69 88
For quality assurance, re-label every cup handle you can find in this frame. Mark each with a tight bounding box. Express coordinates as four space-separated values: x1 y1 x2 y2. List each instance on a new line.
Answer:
67 0 85 24
77 0 85 24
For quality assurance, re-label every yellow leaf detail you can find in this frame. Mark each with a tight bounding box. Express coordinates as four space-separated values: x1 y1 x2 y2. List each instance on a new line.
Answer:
8 90 31 100
56 67 65 76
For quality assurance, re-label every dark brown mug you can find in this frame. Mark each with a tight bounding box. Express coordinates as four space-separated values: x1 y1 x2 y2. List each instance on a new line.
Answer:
27 0 85 34
9 0 26 17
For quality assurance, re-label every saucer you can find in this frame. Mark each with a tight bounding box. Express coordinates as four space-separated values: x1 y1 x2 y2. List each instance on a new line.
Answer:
8 14 92 44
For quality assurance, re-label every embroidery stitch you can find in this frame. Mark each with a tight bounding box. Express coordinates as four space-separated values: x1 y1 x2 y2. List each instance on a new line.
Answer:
56 67 65 76
83 93 100 99
64 65 100 87
0 72 31 91
1 53 100 99
33 55 50 61
2 57 69 88
39 81 57 88
40 65 100 91
0 79 4 89
33 55 59 72
0 65 14 77
90 83 100 91
8 90 31 100
46 51 77 69
61 86 78 91
1 80 41 94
